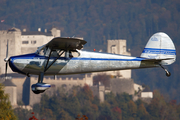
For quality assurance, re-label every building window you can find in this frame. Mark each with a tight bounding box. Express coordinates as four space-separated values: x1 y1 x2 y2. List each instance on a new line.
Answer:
111 45 116 54
31 40 36 44
22 41 29 44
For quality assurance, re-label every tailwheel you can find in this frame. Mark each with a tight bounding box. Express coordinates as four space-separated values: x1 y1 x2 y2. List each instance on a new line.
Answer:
159 64 171 77
166 71 171 77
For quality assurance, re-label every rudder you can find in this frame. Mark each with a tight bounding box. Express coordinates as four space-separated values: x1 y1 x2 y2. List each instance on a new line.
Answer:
140 32 176 65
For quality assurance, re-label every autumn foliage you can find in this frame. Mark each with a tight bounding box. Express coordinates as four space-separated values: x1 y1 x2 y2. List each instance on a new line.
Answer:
13 85 180 120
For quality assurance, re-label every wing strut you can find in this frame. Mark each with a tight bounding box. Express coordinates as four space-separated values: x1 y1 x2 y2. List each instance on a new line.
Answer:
44 50 65 72
44 49 53 72
33 50 65 94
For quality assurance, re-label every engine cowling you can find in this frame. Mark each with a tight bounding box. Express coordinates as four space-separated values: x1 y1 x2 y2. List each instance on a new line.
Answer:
31 83 51 94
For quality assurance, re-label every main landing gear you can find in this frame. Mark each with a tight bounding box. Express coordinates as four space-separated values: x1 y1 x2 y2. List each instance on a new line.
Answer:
31 49 64 94
31 72 51 94
159 64 171 77
31 83 51 94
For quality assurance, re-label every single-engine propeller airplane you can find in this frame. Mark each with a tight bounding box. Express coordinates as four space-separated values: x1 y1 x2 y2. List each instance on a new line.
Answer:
4 32 176 94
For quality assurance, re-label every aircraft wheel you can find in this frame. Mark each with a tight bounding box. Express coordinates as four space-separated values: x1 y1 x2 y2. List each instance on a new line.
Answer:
166 72 171 77
32 90 41 94
32 90 45 94
39 90 45 93
31 83 50 94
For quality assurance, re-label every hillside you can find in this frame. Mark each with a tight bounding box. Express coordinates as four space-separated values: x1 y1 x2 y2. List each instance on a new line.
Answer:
15 86 180 120
0 0 180 101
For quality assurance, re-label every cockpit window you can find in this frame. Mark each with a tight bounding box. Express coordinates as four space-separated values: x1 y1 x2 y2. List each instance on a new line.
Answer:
37 47 80 58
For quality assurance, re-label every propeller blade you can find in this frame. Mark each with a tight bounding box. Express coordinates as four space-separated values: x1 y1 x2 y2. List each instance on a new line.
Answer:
5 62 8 79
4 40 9 80
6 40 8 59
4 40 9 62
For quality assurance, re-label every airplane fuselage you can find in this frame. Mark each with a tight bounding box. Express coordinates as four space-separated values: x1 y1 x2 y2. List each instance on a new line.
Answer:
6 32 175 94
9 50 157 76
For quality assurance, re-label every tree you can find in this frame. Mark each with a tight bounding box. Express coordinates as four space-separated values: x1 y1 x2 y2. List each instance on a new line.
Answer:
14 108 32 120
0 83 17 119
57 110 72 120
112 106 122 120
98 102 115 120
128 100 137 118
137 103 149 119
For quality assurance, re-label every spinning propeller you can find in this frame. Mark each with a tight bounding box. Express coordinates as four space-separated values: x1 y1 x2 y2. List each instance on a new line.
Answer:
4 40 9 79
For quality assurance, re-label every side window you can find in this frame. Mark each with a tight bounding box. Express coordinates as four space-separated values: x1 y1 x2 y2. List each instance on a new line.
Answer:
37 47 50 56
37 48 80 58
70 51 80 57
38 49 44 56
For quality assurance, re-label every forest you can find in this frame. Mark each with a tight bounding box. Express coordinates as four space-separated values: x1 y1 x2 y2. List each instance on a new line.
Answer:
14 85 180 120
0 0 180 105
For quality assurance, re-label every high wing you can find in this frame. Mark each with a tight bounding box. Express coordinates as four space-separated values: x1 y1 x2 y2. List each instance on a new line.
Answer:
47 37 87 50
36 37 87 53
34 37 87 82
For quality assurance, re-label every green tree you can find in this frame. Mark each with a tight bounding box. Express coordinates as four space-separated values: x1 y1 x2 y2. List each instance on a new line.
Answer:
105 92 118 107
136 103 149 120
128 100 137 118
14 108 32 120
0 83 17 120
147 90 167 119
64 95 81 118
99 102 115 120
56 110 72 120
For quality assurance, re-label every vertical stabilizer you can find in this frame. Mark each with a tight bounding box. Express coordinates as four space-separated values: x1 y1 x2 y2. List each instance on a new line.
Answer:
140 32 176 65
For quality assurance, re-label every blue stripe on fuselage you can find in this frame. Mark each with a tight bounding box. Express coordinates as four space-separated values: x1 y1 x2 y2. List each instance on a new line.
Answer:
71 57 145 61
10 53 146 61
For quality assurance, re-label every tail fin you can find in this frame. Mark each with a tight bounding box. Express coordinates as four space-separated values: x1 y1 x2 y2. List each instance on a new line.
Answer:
140 32 176 65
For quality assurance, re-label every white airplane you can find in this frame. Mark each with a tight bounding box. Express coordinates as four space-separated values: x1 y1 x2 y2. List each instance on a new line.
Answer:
4 32 176 94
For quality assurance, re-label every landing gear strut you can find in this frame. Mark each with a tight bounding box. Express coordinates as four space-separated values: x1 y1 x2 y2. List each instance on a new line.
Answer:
31 72 51 94
159 64 171 77
31 48 64 94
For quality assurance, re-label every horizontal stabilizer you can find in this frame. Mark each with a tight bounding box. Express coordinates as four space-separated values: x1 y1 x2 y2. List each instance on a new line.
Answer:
142 58 174 62
141 58 175 65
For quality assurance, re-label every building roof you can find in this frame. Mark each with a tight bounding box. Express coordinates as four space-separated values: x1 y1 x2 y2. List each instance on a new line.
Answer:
22 31 52 36
7 27 21 32
0 73 25 78
2 79 16 87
